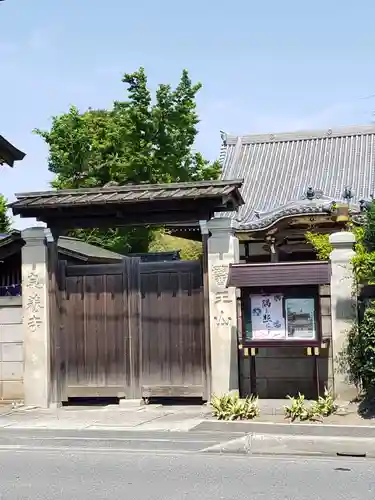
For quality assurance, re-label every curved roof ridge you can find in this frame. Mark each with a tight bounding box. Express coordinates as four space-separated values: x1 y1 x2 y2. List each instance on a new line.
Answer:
223 124 375 145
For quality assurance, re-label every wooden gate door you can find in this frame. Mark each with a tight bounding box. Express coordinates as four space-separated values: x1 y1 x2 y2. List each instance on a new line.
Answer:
140 260 205 399
60 258 140 399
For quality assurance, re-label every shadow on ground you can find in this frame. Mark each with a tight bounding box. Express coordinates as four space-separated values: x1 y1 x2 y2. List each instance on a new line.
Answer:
146 397 205 406
63 396 206 408
357 393 375 419
63 398 119 407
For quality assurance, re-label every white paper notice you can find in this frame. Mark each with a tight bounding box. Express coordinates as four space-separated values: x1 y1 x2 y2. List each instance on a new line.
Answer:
250 294 286 340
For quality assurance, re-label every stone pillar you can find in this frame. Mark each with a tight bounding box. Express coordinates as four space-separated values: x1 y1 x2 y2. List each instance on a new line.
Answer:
207 217 239 396
329 231 357 401
21 227 51 408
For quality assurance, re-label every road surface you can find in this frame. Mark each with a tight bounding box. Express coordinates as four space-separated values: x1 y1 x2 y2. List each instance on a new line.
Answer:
0 449 374 499
0 429 373 499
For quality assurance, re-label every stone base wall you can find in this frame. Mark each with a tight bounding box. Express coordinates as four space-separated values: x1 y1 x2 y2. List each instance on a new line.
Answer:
0 297 23 401
239 286 333 399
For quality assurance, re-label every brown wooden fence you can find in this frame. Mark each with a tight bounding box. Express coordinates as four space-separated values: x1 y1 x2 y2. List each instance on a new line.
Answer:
49 256 206 402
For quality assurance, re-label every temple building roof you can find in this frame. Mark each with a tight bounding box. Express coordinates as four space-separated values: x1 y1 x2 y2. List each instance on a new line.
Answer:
0 135 25 167
219 124 375 231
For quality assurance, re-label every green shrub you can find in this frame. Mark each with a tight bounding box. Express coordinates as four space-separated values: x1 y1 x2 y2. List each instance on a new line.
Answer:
344 303 375 392
284 388 337 422
306 225 375 284
283 393 311 421
305 232 332 261
306 204 375 394
364 201 375 252
211 393 260 421
310 387 338 417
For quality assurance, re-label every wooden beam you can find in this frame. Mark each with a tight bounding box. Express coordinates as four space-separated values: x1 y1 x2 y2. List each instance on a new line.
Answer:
66 263 124 277
140 261 201 274
44 210 214 229
15 198 220 220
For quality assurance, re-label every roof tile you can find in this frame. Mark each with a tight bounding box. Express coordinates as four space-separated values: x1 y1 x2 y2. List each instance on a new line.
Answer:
220 125 375 227
11 180 244 213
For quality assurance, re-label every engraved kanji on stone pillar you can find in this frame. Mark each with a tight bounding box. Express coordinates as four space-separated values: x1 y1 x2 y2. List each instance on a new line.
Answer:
22 227 51 408
206 218 239 396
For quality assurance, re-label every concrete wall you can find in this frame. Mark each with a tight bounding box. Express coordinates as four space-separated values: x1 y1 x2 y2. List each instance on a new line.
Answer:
0 297 23 401
240 286 333 399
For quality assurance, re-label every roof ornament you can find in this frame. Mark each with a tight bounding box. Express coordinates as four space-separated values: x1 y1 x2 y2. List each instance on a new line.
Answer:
342 186 354 204
305 187 315 200
359 195 374 212
220 131 227 146
302 187 323 201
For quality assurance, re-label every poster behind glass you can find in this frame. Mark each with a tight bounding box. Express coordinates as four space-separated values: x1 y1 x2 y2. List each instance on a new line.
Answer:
245 295 317 342
249 294 285 340
285 298 316 340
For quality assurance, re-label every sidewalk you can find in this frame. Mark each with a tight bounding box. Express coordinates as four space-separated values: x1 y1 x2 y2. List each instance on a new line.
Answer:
0 398 373 435
1 400 375 459
0 402 375 458
0 403 211 431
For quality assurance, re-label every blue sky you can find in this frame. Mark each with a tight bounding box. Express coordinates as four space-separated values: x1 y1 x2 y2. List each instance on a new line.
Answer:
2 0 375 228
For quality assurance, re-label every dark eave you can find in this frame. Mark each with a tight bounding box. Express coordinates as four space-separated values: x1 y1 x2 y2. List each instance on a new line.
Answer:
227 261 331 288
0 230 125 263
10 180 244 229
57 236 125 263
0 135 26 167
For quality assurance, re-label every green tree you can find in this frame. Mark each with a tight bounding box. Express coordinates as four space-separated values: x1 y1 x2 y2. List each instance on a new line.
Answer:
364 200 375 252
306 204 375 393
343 304 375 393
0 195 11 233
149 229 202 261
34 68 220 253
306 222 375 284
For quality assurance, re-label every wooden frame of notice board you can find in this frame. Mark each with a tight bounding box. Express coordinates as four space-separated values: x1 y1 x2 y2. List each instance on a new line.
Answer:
238 285 328 398
239 285 323 348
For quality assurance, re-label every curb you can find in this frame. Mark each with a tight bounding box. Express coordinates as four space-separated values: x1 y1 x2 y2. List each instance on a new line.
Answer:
201 433 375 458
193 420 375 439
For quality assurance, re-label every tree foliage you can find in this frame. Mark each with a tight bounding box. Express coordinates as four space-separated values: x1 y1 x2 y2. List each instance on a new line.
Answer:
343 304 375 393
364 200 375 252
307 202 375 394
306 222 375 284
0 195 11 233
149 230 202 261
34 68 220 252
305 232 333 261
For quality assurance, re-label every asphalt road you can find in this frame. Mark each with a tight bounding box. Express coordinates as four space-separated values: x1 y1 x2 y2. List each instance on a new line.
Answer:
0 448 373 499
0 428 244 453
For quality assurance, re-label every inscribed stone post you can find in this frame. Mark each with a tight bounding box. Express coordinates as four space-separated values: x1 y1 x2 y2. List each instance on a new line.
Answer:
22 227 51 408
329 231 358 401
207 218 239 396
